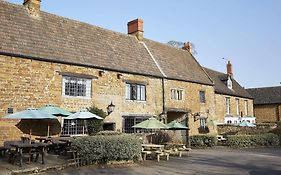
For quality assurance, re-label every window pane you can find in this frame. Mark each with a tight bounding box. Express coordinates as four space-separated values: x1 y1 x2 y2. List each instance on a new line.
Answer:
125 84 131 100
140 85 146 101
62 76 91 98
137 85 141 100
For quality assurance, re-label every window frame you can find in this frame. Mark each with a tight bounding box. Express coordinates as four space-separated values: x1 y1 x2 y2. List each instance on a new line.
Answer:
171 89 184 101
125 83 146 101
226 97 231 115
236 98 240 116
62 76 92 99
62 119 87 136
199 91 206 103
244 100 248 116
123 116 151 133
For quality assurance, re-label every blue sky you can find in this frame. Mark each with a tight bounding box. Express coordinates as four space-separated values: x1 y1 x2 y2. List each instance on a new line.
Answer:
8 0 281 88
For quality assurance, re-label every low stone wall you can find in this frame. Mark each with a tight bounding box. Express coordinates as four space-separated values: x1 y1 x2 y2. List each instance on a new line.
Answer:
0 118 23 146
217 123 276 136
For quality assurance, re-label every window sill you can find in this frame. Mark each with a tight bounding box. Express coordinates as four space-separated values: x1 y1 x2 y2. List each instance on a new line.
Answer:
125 100 146 103
62 95 92 100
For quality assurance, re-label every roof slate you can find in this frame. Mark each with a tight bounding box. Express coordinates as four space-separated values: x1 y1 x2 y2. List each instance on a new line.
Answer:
204 68 253 99
247 86 281 105
0 1 213 85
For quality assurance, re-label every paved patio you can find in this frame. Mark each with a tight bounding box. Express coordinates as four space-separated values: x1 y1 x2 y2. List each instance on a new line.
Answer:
38 147 281 175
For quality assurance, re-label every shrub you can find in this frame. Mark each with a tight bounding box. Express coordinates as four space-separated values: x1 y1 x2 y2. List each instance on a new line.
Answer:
190 135 217 148
87 106 107 135
227 133 279 148
71 134 142 164
96 131 122 136
269 127 281 145
150 131 171 144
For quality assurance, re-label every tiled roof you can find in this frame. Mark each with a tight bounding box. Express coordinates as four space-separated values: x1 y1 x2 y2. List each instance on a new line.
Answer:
144 39 213 85
0 1 213 85
247 86 281 105
204 68 253 99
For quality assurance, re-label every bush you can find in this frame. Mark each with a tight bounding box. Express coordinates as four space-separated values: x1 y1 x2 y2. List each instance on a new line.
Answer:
87 106 107 135
269 127 281 145
96 131 122 136
71 134 142 164
190 135 217 148
227 133 279 148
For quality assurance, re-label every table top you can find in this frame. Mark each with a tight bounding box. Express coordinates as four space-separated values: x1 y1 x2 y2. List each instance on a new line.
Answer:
142 144 164 148
10 142 49 148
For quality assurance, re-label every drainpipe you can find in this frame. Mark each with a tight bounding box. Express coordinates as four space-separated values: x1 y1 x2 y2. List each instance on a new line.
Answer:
161 78 166 123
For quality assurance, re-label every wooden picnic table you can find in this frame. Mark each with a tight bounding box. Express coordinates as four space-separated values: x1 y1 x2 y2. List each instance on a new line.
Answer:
9 141 49 167
35 137 52 143
141 144 169 162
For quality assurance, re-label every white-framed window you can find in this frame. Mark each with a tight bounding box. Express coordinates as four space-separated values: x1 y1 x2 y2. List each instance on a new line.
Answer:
123 116 150 133
244 100 248 116
125 83 146 101
199 91 206 103
226 97 230 115
236 98 240 115
199 118 206 128
62 119 87 136
62 76 91 98
7 107 14 114
171 89 183 100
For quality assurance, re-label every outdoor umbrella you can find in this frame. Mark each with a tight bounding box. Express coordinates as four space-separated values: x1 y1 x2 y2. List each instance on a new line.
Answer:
63 109 103 120
207 119 223 129
166 121 189 144
39 104 72 116
4 108 58 138
63 109 103 135
238 121 256 127
39 104 72 136
133 117 168 143
132 117 168 129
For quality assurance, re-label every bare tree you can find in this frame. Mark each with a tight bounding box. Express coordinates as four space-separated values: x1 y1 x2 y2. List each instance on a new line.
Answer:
167 40 198 55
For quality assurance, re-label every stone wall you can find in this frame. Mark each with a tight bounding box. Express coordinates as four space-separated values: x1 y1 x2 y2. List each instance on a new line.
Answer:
254 104 281 123
164 79 216 135
0 119 22 146
214 94 254 122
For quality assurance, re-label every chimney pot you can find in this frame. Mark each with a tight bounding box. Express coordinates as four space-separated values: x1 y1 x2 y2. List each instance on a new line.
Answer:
23 0 41 17
127 18 144 41
227 60 233 77
182 42 192 53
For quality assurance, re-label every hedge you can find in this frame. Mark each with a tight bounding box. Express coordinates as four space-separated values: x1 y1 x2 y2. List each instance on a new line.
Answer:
71 134 142 164
227 133 279 148
269 127 281 145
190 135 217 148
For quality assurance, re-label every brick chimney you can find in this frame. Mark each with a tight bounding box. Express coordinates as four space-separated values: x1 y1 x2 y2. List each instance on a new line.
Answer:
127 18 144 41
23 0 41 17
227 61 233 77
182 42 192 53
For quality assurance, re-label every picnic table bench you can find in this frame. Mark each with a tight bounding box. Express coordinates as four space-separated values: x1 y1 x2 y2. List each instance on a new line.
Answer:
142 144 169 162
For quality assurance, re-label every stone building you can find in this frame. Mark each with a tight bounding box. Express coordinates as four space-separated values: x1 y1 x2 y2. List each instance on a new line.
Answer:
0 0 220 142
247 86 281 123
204 62 254 124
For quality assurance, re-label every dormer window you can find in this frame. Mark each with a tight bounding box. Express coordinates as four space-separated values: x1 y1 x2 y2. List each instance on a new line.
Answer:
227 76 232 89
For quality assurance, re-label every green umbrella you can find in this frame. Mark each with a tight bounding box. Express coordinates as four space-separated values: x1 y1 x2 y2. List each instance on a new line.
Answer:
132 117 168 129
39 104 72 116
167 121 189 130
207 119 222 127
4 108 57 137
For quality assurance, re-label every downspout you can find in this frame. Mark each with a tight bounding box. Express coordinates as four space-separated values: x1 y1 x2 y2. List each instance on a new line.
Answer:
162 78 166 122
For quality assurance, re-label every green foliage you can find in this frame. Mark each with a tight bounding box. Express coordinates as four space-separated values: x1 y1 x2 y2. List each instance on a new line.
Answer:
190 135 217 148
71 134 142 164
87 105 107 135
269 127 281 145
227 133 279 148
96 131 122 136
150 131 171 144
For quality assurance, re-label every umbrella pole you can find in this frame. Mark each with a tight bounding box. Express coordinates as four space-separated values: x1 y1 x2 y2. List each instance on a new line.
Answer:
47 121 50 137
29 129 32 144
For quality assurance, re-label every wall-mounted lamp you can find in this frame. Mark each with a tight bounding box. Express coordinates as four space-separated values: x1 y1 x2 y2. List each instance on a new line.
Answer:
117 73 123 79
107 101 115 115
99 70 105 77
193 112 201 122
